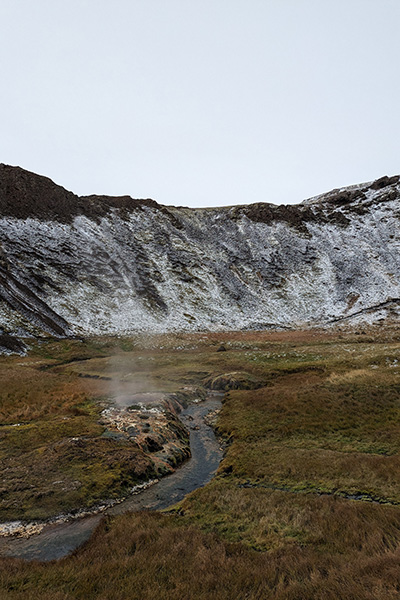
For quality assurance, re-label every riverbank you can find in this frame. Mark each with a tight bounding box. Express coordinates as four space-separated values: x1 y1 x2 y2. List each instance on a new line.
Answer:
0 395 223 561
3 328 400 598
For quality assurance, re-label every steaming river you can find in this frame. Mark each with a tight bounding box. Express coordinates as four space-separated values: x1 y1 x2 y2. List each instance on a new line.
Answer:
0 395 223 562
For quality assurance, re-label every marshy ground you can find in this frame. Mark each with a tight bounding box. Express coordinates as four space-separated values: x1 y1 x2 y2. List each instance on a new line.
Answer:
1 326 400 598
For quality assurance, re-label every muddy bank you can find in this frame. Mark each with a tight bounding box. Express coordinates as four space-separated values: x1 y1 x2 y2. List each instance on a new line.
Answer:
0 395 223 561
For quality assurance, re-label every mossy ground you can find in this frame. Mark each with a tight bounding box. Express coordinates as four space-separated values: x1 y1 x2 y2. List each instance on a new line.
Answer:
2 326 400 598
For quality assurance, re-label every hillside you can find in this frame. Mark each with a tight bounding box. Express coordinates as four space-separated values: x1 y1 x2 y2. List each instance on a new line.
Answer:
0 164 399 351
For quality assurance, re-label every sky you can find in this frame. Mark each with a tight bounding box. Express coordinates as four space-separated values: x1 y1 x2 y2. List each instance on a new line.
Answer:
1 1 400 208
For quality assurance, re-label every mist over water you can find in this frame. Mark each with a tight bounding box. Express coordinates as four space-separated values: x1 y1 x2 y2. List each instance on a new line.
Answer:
105 352 165 408
0 396 223 561
0 338 225 561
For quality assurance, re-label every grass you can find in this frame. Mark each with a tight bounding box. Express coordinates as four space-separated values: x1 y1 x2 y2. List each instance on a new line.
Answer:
2 326 400 597
2 510 400 599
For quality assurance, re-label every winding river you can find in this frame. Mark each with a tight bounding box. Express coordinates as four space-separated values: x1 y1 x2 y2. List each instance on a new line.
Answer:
0 395 223 562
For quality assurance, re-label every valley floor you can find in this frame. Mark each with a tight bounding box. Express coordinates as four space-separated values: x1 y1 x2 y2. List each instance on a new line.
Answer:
1 326 400 598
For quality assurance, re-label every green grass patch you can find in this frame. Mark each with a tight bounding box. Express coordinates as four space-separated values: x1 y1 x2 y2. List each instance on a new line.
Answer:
3 329 400 597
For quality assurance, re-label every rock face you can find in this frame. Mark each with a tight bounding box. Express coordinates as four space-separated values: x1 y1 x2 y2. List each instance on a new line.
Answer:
0 164 400 348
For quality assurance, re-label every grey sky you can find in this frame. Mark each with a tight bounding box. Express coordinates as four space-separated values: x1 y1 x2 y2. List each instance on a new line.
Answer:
1 1 399 207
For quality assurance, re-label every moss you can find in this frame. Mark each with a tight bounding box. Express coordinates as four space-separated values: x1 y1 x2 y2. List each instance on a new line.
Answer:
203 371 265 391
3 328 400 531
4 329 400 597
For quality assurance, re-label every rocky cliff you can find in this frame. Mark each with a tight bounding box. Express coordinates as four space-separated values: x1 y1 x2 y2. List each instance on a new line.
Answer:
0 164 399 351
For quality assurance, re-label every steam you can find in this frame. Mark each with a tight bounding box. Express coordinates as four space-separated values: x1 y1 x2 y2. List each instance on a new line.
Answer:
105 352 164 408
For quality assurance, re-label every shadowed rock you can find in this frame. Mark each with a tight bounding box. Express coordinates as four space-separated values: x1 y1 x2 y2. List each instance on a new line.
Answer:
203 371 265 391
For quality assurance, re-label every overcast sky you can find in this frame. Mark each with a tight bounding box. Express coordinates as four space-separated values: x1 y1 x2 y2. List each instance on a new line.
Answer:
1 1 399 207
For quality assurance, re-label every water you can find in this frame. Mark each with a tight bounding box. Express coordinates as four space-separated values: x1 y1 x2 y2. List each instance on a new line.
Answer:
0 395 223 562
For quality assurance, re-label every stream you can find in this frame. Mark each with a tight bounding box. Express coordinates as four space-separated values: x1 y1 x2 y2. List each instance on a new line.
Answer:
0 395 223 562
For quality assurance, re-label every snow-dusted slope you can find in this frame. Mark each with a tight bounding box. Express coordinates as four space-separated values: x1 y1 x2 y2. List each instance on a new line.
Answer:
0 165 399 347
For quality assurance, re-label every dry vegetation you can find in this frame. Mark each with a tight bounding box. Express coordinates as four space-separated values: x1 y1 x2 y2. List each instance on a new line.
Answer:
2 326 400 598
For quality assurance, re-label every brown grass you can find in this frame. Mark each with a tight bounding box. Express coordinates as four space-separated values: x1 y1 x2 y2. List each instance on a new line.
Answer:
2 511 400 599
2 329 400 597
